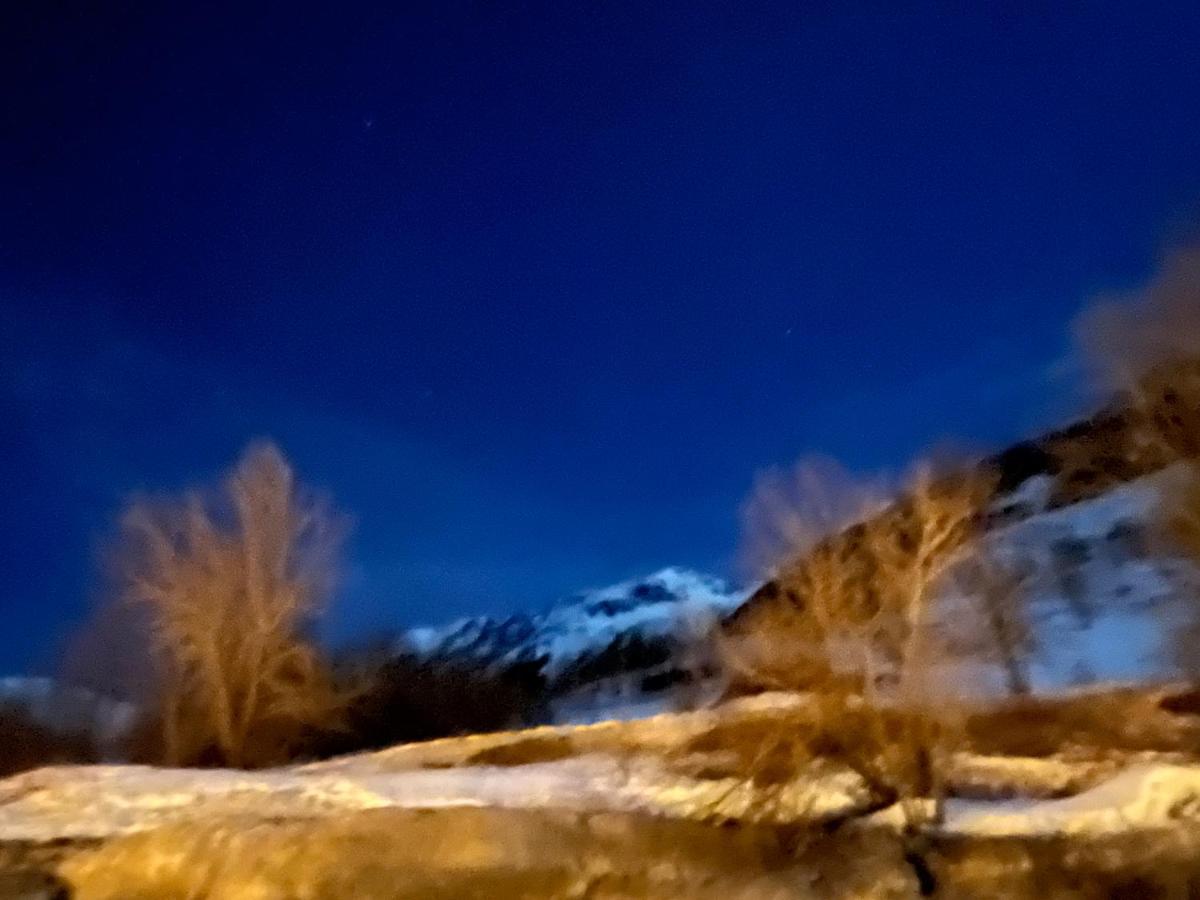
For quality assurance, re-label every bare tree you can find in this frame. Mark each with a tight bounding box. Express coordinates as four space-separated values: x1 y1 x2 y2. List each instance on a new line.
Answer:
730 455 994 825
945 551 1038 697
739 455 887 580
110 442 349 767
845 465 993 825
864 465 992 701
725 456 886 693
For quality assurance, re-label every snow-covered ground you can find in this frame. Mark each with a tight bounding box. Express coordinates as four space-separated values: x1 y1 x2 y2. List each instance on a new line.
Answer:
942 761 1200 837
2 744 1197 846
983 469 1194 689
1 690 1197 846
0 753 869 843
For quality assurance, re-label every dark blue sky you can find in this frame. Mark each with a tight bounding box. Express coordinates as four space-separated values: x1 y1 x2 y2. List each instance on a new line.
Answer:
3 3 1199 674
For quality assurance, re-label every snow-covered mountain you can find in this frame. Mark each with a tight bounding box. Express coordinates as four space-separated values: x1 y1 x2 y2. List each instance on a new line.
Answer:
403 567 745 676
400 568 747 721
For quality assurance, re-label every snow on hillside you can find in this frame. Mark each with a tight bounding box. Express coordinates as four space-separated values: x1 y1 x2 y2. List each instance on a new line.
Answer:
978 467 1194 689
401 567 747 680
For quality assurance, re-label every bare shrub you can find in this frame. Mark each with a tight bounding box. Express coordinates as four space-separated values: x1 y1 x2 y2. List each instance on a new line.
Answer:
316 655 544 755
963 687 1200 758
467 735 575 766
107 442 350 768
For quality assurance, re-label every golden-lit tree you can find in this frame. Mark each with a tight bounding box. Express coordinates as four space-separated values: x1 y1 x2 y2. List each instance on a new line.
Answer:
1073 248 1200 390
111 442 348 767
728 456 886 691
729 456 994 824
865 465 993 699
739 455 887 580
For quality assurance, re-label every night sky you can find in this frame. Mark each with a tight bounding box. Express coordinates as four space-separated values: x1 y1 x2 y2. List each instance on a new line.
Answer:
3 3 1200 674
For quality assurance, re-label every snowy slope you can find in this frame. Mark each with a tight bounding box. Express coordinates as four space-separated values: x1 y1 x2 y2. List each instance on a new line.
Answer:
975 466 1194 689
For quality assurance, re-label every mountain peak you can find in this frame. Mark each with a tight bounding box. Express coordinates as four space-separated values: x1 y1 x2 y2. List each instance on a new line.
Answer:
400 567 746 684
